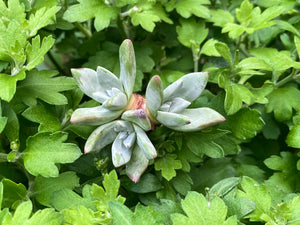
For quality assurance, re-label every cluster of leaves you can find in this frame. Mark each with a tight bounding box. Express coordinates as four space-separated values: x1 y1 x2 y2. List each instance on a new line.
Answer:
0 0 300 224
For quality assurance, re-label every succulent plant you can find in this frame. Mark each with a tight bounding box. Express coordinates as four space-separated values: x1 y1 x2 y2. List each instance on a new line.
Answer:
70 39 225 182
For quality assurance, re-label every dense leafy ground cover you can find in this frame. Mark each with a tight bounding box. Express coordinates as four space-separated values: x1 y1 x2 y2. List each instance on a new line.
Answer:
0 0 300 224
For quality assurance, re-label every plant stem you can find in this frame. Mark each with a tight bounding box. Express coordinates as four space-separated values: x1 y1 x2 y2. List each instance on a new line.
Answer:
193 52 199 72
275 71 298 88
47 51 67 76
120 6 138 18
75 22 92 39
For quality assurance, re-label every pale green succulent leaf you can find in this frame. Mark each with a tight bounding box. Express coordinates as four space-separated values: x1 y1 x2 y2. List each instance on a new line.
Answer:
133 124 157 159
84 121 118 154
126 145 149 183
121 109 152 131
123 132 136 149
112 132 133 167
146 75 163 117
71 67 122 103
157 111 191 127
160 97 191 113
163 72 208 102
70 106 122 126
169 108 225 132
119 39 136 98
102 90 127 111
114 120 134 133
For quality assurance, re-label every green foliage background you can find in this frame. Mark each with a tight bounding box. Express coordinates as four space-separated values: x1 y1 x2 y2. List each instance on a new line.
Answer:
0 0 300 224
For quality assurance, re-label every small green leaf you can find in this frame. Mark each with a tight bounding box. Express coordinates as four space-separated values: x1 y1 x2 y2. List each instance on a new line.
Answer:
1 179 27 209
63 0 119 31
265 86 300 122
0 72 26 102
228 108 265 140
224 84 254 115
16 70 76 106
22 104 61 132
215 43 233 67
176 19 208 53
61 206 96 225
109 201 133 225
166 0 210 18
208 9 234 27
154 154 182 181
208 177 241 199
286 124 300 148
34 172 80 207
23 131 82 177
25 35 55 70
171 192 237 225
200 39 221 57
237 176 271 221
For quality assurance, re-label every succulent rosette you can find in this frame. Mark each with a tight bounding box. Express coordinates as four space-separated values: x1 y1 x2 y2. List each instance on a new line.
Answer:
70 39 225 182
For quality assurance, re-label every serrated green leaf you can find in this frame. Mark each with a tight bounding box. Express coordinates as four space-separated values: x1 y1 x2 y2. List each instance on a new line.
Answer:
63 0 119 31
228 108 265 140
176 19 208 53
286 124 300 148
166 0 210 18
22 104 61 132
171 171 193 196
171 192 237 225
237 176 272 221
250 48 300 71
265 86 300 122
200 39 221 57
236 0 253 24
109 201 133 225
215 43 233 67
62 206 96 225
16 70 76 106
34 172 80 207
51 188 94 211
130 4 171 32
224 84 254 115
25 35 55 70
154 154 182 181
1 179 27 209
0 0 26 24
2 102 19 142
0 71 26 102
23 131 82 177
91 170 125 214
26 6 60 37
208 9 234 27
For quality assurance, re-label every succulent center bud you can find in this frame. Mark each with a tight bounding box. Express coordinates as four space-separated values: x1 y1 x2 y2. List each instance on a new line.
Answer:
125 93 159 129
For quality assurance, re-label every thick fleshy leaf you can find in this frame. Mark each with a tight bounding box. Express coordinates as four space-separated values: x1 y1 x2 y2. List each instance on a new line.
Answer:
119 39 136 98
156 111 191 127
167 108 225 132
121 109 152 131
84 121 118 153
112 132 133 167
123 132 136 149
160 97 191 113
114 120 134 132
133 124 157 159
102 90 127 110
163 72 208 102
71 67 122 103
126 145 149 183
70 106 122 125
146 75 163 117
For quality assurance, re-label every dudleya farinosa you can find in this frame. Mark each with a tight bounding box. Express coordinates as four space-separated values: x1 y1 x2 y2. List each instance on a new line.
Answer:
70 39 225 182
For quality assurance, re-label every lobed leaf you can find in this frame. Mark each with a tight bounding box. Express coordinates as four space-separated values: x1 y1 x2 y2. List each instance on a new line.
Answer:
23 131 82 177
